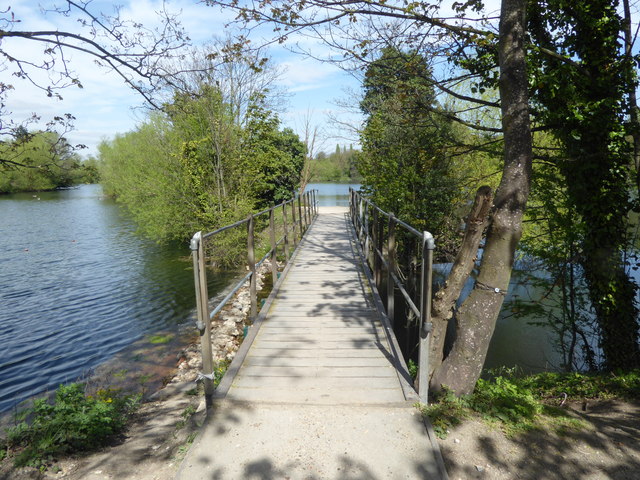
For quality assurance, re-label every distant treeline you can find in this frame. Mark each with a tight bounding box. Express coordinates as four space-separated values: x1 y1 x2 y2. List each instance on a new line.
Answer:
309 145 362 183
0 131 99 194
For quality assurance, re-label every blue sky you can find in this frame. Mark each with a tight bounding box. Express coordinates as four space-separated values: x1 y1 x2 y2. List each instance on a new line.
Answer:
6 0 636 158
4 0 364 156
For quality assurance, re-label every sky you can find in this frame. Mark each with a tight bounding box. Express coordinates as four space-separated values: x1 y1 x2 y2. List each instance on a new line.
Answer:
3 0 365 157
8 0 635 159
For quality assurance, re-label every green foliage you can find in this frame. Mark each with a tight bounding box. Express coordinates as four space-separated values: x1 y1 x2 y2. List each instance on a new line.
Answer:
2 383 140 469
0 131 89 193
99 85 304 259
472 377 543 424
420 388 469 439
527 0 640 370
422 370 639 438
357 47 491 255
407 359 418 380
310 145 361 182
516 370 640 401
241 100 306 205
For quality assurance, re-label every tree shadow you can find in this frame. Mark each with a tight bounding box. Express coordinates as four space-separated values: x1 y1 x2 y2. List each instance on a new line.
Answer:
442 400 640 479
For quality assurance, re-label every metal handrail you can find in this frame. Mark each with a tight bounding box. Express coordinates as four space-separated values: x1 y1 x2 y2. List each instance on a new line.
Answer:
349 188 434 404
190 189 318 408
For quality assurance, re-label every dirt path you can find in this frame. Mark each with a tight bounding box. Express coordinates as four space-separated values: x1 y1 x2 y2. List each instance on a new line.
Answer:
439 400 640 480
2 375 639 480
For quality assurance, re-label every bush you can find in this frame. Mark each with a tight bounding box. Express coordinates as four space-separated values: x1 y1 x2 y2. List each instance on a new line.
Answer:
471 376 542 424
2 383 140 469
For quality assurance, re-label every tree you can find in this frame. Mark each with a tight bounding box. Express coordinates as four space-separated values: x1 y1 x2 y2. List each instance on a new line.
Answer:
430 0 532 393
358 47 463 251
1 1 189 167
240 99 306 205
100 83 305 245
204 0 534 395
527 0 640 369
0 130 84 192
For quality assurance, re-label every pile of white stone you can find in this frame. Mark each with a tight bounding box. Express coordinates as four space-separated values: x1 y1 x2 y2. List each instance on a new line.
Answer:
171 260 274 384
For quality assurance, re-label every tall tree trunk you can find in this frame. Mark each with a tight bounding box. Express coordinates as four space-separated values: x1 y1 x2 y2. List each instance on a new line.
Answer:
430 0 533 395
429 186 493 376
622 0 640 192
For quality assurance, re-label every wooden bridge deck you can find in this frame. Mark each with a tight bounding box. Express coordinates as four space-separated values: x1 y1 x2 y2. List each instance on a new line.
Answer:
177 207 446 479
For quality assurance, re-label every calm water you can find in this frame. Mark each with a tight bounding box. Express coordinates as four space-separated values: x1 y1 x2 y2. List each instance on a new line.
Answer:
0 185 233 413
0 182 563 413
308 183 360 206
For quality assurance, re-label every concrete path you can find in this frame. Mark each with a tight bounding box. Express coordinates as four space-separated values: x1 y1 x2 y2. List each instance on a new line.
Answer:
176 207 446 479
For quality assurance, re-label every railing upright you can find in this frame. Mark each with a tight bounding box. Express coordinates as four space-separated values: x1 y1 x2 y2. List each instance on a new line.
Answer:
304 191 310 227
247 215 257 321
291 195 298 247
373 208 382 288
363 201 370 256
190 231 215 408
419 232 435 404
269 205 277 285
297 192 304 233
387 214 396 327
282 201 290 259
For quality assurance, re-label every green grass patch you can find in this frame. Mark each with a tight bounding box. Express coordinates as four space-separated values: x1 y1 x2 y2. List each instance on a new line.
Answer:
420 369 639 438
420 388 470 439
1 383 140 470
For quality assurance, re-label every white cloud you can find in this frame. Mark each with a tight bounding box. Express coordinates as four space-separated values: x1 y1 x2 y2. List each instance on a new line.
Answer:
1 0 525 157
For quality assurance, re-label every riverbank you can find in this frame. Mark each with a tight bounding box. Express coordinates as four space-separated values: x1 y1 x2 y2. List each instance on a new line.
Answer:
3 388 638 479
2 256 639 479
0 261 273 479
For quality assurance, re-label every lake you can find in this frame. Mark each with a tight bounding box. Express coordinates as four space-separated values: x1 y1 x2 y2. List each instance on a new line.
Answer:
307 182 361 206
0 182 562 414
0 183 358 414
0 185 236 413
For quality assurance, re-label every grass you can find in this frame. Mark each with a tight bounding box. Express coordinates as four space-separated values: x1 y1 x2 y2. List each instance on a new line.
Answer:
0 383 140 470
421 369 640 439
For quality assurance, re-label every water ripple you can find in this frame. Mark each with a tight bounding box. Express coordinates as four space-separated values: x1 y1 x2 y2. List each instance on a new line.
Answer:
0 185 234 413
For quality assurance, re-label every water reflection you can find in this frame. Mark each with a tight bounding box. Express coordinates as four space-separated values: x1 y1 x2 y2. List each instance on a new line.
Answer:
307 183 360 206
0 185 232 412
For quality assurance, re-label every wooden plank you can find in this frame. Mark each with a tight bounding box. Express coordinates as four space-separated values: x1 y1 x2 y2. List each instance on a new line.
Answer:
226 211 411 406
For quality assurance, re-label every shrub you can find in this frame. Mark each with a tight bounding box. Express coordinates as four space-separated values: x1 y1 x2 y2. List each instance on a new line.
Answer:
3 383 140 469
471 376 542 424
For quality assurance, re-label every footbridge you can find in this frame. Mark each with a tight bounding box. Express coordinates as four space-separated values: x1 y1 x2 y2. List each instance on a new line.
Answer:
177 192 447 479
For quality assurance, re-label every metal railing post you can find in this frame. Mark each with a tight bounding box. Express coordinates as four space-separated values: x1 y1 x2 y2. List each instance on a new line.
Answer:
349 188 353 220
373 208 381 288
248 215 257 320
313 189 317 215
291 195 298 247
190 232 215 408
282 201 290 259
387 215 396 327
418 232 435 404
358 197 365 245
363 201 370 256
269 204 278 285
298 191 304 233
